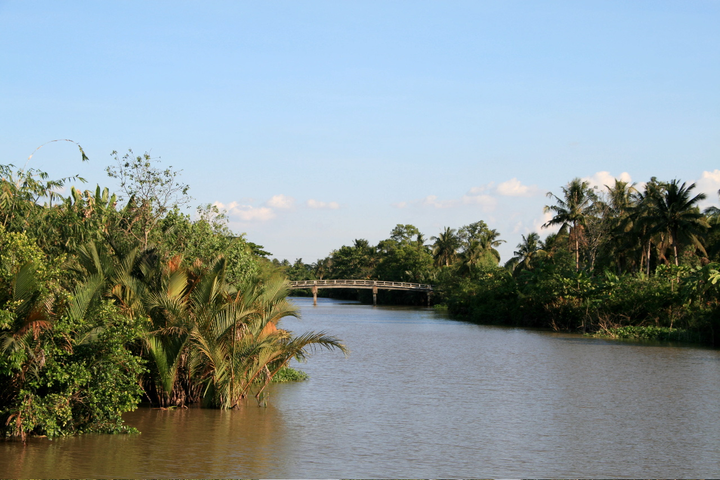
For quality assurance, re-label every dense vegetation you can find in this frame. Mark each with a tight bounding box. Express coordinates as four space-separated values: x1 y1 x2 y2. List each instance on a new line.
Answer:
276 178 720 345
4 142 718 439
0 146 346 440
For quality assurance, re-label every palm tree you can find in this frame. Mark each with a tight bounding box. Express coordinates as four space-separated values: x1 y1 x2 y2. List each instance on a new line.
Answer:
138 255 347 409
431 227 460 267
414 233 429 252
477 228 505 262
543 178 596 271
187 269 347 408
704 188 720 219
594 180 639 273
505 232 544 272
642 179 708 266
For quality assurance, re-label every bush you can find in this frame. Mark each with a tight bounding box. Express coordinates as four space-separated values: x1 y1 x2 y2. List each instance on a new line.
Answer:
271 366 309 383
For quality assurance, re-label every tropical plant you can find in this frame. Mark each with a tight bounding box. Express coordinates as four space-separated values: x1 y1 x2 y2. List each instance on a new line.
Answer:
107 150 191 249
543 178 597 270
505 232 544 273
431 227 460 267
641 179 709 266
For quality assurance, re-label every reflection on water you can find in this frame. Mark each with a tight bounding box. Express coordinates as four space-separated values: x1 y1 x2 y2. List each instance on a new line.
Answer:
0 404 291 478
2 297 720 478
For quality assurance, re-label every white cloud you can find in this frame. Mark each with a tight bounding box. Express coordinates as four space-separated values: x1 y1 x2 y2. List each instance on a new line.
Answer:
533 211 558 234
267 194 295 209
394 188 498 212
582 171 633 192
495 178 541 197
307 199 340 209
467 182 494 195
461 192 497 211
214 201 276 222
695 170 720 209
422 195 458 209
696 170 720 197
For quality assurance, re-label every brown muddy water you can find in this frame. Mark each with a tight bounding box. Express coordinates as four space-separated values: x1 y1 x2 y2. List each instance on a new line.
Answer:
2 296 720 478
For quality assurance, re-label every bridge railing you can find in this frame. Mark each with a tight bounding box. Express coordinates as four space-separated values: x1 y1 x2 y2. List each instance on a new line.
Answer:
288 279 433 291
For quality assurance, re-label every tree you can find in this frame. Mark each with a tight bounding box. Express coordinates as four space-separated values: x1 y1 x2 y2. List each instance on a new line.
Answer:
598 180 639 273
703 189 720 262
159 204 259 286
456 221 505 268
642 179 708 266
543 178 597 271
107 150 191 249
431 227 460 267
477 227 505 263
141 258 347 408
389 224 420 245
505 232 544 273
0 231 145 439
313 257 332 280
328 239 377 279
376 242 434 284
458 221 490 245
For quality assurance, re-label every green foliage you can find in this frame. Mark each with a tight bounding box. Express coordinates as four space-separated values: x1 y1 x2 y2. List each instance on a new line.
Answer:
283 258 317 282
106 150 191 249
159 205 259 286
328 241 377 280
271 366 309 383
594 325 698 343
443 266 519 324
7 145 720 439
0 161 85 234
375 243 434 284
1 295 145 438
0 149 346 438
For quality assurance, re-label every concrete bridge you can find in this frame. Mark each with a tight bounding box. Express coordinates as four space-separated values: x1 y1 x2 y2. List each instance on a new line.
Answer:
288 279 434 306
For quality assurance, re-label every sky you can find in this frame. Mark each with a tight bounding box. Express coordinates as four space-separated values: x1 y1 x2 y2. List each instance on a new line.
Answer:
2 1 719 263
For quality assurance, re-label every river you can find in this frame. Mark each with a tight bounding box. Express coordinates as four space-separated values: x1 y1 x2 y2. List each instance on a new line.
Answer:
1 296 720 478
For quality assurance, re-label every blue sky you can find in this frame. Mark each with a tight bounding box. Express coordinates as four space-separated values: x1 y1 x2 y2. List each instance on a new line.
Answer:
2 1 719 262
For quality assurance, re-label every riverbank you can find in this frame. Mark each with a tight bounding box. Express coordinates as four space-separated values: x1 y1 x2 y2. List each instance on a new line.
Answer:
439 264 720 347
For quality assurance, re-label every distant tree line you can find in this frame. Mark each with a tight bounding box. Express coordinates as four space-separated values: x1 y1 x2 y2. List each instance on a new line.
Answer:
274 177 720 345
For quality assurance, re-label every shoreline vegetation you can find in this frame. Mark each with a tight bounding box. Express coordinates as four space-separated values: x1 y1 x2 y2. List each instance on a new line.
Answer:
3 145 720 439
0 148 345 440
276 179 720 348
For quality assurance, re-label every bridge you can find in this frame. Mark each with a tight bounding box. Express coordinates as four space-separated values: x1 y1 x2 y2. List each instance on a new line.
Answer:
288 279 434 306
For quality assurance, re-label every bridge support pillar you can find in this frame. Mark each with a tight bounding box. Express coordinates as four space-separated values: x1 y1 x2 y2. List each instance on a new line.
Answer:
372 285 378 307
427 291 432 307
312 285 318 306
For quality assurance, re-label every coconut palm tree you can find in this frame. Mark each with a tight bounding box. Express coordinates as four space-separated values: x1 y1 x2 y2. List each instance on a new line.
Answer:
505 232 544 273
431 227 460 267
543 178 597 271
642 179 709 266
599 180 640 273
477 228 505 262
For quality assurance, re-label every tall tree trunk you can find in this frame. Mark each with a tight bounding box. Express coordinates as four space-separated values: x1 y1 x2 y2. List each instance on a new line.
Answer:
575 237 580 271
671 229 679 266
